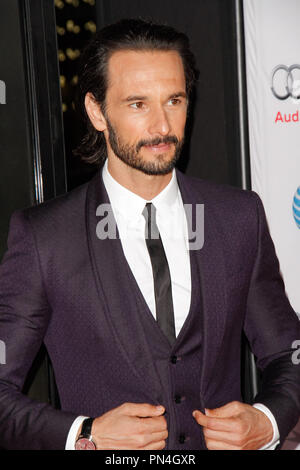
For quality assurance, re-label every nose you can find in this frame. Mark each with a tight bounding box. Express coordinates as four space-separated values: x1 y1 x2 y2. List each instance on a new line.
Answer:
148 106 171 136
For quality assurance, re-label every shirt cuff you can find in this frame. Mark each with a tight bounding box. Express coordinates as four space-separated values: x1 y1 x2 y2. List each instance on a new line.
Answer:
65 415 89 450
253 403 280 450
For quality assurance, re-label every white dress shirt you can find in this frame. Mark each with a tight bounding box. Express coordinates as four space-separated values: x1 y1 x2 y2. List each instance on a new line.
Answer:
66 160 279 449
102 160 191 336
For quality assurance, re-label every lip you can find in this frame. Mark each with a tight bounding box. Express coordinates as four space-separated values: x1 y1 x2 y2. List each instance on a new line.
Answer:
144 143 172 152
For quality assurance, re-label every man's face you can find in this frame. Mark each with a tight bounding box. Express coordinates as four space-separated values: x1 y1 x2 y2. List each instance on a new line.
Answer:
102 49 188 175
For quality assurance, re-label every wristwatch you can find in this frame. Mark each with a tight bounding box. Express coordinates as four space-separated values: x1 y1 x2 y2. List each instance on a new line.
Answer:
75 417 96 450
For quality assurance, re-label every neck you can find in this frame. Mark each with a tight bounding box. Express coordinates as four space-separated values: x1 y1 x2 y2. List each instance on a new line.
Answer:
107 155 173 200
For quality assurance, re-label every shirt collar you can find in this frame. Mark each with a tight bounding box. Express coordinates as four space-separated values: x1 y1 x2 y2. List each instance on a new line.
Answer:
102 159 179 223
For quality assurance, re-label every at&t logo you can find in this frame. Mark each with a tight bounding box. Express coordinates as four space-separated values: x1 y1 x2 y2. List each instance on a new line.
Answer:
293 187 300 229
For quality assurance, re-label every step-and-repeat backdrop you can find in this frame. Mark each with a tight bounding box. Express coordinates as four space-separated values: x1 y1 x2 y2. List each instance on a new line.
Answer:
244 0 300 449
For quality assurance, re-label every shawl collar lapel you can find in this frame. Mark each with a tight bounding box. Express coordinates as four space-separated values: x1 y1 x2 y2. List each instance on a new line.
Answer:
85 171 163 403
176 170 228 396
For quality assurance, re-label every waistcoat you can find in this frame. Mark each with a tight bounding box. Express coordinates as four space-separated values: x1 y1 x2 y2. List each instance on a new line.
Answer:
127 246 206 450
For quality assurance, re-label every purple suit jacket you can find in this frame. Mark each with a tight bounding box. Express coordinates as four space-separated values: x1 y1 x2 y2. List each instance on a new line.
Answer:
0 169 299 449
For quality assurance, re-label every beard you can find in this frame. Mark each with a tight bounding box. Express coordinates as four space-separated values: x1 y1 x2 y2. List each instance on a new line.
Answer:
106 117 184 176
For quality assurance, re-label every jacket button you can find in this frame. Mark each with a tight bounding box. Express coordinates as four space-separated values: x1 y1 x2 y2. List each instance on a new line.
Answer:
174 395 182 404
179 434 186 444
170 355 177 364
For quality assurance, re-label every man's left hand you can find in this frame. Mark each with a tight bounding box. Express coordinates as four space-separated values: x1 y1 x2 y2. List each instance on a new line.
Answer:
193 401 273 450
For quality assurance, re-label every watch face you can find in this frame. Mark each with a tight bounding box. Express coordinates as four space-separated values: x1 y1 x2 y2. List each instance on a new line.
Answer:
75 437 96 450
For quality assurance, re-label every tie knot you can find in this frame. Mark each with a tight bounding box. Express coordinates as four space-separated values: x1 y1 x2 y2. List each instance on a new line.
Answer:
142 202 155 218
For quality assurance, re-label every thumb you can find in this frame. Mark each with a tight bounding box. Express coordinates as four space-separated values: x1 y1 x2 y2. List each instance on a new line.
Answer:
205 402 240 418
120 402 165 417
204 407 224 417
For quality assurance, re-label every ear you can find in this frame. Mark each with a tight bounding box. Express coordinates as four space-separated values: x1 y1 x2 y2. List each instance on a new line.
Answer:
84 92 107 132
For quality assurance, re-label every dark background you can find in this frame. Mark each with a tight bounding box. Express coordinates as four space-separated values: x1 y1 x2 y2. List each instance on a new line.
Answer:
96 0 243 187
0 0 254 413
58 0 244 192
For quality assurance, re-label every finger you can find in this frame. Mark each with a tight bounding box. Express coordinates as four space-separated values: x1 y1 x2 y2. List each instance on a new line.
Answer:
142 439 167 450
193 410 235 432
120 402 165 417
205 401 244 418
203 427 241 446
126 430 169 450
139 415 167 434
205 438 241 451
96 430 167 450
143 430 169 446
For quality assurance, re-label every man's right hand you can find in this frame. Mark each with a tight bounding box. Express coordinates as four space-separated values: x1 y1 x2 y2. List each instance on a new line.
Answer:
85 403 168 450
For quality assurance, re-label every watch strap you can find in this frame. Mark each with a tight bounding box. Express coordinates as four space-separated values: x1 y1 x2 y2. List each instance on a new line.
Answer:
80 417 94 437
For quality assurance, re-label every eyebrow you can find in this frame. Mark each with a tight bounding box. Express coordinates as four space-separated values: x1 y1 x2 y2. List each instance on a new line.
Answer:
122 91 187 102
168 92 187 100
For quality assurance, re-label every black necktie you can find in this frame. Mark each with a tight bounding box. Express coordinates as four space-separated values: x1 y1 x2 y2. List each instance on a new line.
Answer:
142 203 176 345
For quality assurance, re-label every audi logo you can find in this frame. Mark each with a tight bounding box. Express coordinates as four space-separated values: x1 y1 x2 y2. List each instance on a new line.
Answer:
271 64 300 100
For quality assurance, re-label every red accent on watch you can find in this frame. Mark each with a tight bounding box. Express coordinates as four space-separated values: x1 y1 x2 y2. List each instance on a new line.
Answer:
75 417 96 450
75 437 96 450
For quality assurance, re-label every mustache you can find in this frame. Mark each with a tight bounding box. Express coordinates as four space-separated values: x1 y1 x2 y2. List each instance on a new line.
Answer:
136 135 179 152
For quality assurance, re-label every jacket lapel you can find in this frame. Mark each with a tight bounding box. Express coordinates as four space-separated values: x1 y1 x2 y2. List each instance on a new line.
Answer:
85 171 164 403
176 171 228 397
86 168 228 400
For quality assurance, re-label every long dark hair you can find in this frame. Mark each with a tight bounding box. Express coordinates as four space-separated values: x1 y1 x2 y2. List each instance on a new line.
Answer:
74 18 197 165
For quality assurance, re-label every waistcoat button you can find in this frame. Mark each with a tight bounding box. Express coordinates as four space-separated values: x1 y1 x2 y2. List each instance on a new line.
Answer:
179 434 186 444
170 355 177 364
174 395 182 404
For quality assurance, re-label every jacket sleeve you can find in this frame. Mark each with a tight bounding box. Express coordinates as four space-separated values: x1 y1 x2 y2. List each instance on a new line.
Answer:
0 210 77 449
243 192 300 447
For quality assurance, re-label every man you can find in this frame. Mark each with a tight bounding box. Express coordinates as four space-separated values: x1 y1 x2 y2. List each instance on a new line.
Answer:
0 18 300 450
